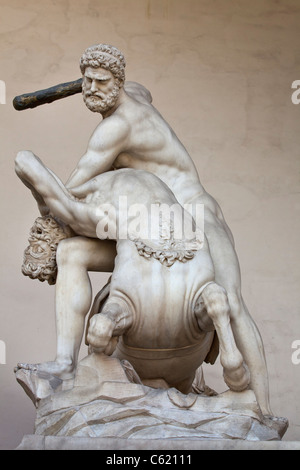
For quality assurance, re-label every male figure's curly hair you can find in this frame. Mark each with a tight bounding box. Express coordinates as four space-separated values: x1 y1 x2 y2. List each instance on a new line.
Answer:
80 44 126 85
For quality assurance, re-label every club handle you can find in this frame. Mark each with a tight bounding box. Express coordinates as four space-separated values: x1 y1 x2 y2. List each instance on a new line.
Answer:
13 78 83 111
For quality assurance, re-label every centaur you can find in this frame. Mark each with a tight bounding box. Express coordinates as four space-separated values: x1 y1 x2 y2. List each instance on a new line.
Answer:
15 150 250 394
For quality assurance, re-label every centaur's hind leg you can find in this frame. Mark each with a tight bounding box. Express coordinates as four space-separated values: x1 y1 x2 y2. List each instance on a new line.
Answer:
196 282 250 392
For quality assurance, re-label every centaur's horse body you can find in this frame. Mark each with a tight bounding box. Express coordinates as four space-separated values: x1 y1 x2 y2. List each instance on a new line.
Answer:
90 238 217 393
15 150 250 394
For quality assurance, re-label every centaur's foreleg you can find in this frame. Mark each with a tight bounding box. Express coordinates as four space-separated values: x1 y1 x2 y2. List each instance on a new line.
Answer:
195 282 250 392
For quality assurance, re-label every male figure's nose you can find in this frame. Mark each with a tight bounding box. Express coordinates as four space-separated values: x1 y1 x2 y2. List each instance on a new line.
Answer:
90 80 98 93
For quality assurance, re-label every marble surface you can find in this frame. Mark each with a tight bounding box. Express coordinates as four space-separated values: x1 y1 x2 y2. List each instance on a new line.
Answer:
16 435 300 450
15 354 288 442
14 41 270 416
1 0 299 450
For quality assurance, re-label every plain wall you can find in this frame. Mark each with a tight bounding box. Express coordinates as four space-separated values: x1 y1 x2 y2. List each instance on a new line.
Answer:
0 0 299 449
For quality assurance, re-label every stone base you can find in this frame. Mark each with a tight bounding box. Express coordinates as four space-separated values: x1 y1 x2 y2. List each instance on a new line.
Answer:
32 387 288 441
16 435 300 450
15 353 289 443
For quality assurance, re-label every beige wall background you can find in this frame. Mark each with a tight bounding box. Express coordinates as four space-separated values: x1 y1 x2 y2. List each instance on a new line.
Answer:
0 0 299 449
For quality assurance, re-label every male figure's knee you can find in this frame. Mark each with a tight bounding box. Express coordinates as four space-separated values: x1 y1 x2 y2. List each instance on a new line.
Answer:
56 237 85 267
15 150 35 178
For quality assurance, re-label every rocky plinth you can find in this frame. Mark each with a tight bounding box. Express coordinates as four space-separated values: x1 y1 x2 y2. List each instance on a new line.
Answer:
15 353 288 441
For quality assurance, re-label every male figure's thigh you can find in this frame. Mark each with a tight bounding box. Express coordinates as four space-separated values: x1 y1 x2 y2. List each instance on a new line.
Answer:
57 236 116 272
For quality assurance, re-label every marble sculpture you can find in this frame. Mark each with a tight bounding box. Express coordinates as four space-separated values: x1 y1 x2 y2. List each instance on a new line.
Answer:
14 44 288 442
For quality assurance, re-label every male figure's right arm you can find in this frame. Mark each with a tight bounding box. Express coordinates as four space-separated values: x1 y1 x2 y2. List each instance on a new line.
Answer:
66 116 130 191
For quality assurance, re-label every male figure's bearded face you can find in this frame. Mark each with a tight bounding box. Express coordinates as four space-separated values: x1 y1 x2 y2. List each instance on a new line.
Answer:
82 66 121 114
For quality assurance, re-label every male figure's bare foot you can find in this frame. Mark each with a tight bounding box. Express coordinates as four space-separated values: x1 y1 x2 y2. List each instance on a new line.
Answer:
14 359 75 380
